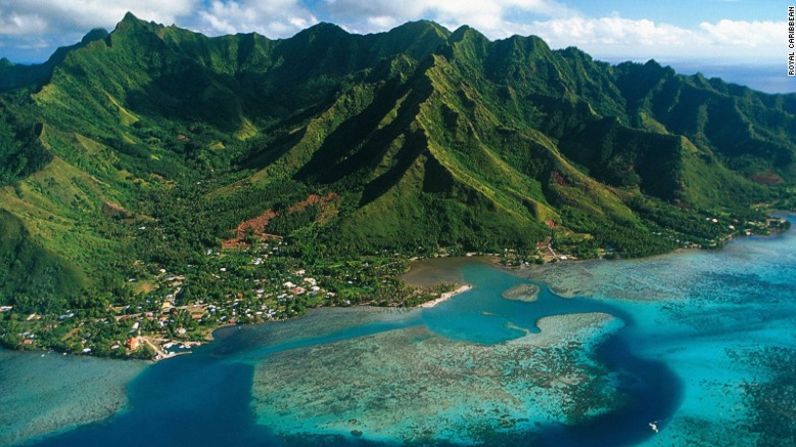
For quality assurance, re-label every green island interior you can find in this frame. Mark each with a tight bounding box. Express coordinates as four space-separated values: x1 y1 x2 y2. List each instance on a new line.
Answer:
0 9 794 447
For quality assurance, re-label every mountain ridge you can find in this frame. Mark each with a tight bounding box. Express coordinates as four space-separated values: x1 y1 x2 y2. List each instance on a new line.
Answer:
0 12 794 314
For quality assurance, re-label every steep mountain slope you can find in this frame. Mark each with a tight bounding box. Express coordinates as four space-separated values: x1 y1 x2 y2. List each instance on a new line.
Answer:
0 28 109 92
0 13 794 311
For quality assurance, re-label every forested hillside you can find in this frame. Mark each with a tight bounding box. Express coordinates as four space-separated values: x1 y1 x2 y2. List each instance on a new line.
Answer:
1 12 794 316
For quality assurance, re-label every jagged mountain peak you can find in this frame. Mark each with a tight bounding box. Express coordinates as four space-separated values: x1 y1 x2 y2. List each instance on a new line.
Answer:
81 28 109 44
0 16 793 302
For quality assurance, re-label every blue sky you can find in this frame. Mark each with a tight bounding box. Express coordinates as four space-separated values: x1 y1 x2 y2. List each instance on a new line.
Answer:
565 0 781 26
0 0 793 91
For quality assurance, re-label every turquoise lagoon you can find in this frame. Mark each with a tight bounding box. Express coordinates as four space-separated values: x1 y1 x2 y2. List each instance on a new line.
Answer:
3 219 796 446
0 349 146 445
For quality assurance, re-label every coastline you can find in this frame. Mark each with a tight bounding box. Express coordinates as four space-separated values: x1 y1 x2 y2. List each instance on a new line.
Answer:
98 280 474 361
7 218 795 446
417 284 473 308
4 217 792 363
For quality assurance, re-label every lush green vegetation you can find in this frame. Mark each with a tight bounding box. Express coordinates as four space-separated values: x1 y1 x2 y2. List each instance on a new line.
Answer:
0 14 794 358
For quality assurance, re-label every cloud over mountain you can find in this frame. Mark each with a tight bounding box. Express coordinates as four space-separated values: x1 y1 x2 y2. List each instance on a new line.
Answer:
0 0 784 63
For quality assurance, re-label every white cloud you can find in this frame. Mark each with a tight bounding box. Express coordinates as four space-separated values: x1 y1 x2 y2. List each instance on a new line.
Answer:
0 0 319 59
0 0 785 65
525 16 695 49
0 10 47 35
0 0 198 34
321 0 575 36
197 0 318 37
316 0 781 62
524 16 782 62
699 19 779 47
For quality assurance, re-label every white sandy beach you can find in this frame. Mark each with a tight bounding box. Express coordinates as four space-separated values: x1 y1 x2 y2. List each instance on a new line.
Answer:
418 284 473 308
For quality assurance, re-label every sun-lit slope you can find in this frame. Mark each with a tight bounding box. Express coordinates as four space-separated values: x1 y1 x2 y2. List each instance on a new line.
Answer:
615 60 796 180
1 13 795 306
229 25 707 252
0 121 140 307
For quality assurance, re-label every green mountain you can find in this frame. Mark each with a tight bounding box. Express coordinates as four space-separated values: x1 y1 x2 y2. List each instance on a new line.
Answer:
1 13 794 311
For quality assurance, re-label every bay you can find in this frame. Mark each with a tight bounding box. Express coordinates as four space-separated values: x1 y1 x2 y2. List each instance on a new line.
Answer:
4 218 795 446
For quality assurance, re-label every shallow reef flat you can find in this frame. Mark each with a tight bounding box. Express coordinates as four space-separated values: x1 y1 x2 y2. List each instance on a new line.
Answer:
636 343 796 447
252 312 619 445
523 257 696 300
517 312 619 348
9 222 796 447
563 228 796 447
212 307 421 361
736 346 796 446
501 284 541 302
0 350 146 446
525 229 796 304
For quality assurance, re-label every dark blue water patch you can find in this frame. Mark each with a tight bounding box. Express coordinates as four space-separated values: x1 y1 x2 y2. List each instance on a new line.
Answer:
33 221 796 446
33 354 279 447
30 263 682 447
536 334 683 447
432 265 683 447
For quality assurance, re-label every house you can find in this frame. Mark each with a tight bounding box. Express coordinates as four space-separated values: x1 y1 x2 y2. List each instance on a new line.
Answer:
126 337 140 350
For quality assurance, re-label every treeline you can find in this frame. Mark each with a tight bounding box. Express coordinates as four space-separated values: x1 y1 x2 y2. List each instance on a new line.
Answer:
559 206 677 258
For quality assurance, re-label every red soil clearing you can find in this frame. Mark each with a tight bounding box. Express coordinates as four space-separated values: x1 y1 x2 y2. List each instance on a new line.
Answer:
222 209 280 250
221 192 338 250
287 192 339 213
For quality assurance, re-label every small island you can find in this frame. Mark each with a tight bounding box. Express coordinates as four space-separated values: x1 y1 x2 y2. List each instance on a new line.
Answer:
501 284 540 302
0 12 793 364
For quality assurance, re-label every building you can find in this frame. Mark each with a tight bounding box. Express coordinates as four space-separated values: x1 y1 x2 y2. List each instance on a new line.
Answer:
126 337 140 350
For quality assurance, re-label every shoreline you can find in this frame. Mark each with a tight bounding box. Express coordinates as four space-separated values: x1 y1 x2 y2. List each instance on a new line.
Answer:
6 217 793 363
502 220 795 277
417 284 473 308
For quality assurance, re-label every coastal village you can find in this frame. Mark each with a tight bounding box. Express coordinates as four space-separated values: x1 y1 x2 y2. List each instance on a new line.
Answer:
0 238 448 360
0 214 788 360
